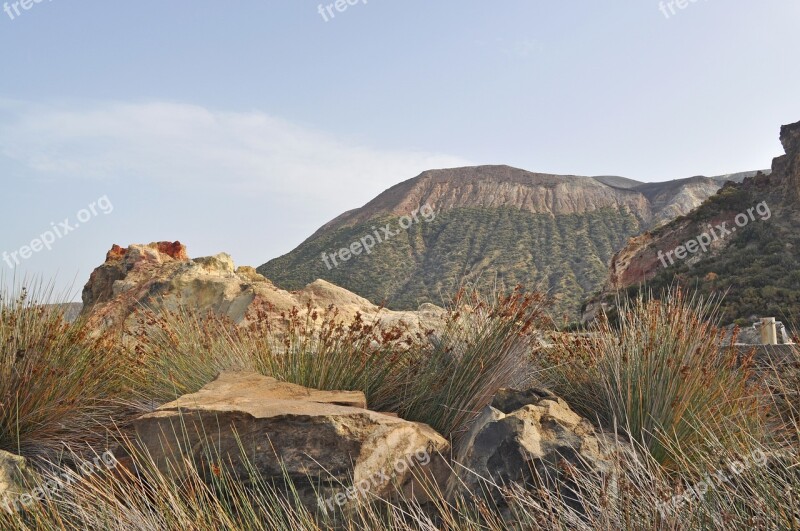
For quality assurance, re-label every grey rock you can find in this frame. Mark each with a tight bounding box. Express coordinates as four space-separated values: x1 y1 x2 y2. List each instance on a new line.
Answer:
452 388 613 510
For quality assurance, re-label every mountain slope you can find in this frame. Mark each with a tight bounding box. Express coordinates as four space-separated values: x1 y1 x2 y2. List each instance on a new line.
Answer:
259 165 761 318
594 120 800 324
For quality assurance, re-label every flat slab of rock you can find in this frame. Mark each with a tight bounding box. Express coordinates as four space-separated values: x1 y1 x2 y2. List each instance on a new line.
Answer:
131 372 449 510
161 371 368 411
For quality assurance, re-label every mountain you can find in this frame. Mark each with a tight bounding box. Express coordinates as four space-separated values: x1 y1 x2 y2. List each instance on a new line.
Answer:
591 120 800 324
258 165 765 319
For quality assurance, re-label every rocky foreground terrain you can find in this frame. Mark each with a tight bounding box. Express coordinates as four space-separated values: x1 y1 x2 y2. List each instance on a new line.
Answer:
120 372 614 514
2 275 796 529
0 370 620 525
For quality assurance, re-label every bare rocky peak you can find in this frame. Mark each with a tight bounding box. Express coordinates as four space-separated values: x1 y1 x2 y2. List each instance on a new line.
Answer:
633 176 726 227
310 165 756 240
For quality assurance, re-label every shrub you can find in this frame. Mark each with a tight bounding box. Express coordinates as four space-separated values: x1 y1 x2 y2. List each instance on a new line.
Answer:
541 288 765 467
245 303 416 410
122 306 253 406
0 284 126 463
389 287 550 440
124 302 416 411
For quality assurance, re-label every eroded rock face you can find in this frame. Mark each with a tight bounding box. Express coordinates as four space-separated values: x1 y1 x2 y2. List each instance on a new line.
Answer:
451 388 612 508
309 166 741 235
778 120 800 201
602 119 800 296
129 372 450 510
81 241 443 336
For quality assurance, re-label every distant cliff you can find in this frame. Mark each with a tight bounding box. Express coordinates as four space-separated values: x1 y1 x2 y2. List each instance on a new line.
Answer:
590 120 800 324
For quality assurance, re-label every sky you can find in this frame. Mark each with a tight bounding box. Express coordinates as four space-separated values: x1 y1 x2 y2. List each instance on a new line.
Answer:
1 1 799 300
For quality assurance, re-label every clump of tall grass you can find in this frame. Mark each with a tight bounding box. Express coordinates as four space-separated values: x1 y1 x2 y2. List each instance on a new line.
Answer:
125 288 548 442
541 289 765 467
245 303 417 409
0 437 319 530
389 286 551 440
0 283 127 464
762 341 800 446
122 306 254 406
124 301 415 409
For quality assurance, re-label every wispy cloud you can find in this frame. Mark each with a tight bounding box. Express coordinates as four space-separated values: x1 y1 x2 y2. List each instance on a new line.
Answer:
0 99 471 203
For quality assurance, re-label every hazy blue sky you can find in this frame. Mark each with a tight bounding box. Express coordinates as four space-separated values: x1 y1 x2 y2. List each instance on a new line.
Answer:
1 1 799 299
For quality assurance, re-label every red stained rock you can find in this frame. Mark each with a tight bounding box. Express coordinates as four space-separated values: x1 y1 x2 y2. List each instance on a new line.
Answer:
155 241 188 261
105 244 127 262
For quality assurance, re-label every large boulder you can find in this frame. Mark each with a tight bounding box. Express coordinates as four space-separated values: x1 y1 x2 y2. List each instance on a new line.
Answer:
451 387 613 509
129 372 450 511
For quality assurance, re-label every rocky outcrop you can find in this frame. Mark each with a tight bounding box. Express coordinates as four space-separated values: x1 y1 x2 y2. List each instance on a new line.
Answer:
778 120 800 201
605 216 709 292
589 119 800 324
604 120 799 293
126 375 621 513
81 241 443 336
129 372 450 510
451 387 613 508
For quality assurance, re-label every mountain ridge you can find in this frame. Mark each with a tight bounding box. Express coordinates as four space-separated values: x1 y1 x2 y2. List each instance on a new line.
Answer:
308 165 768 240
260 164 768 318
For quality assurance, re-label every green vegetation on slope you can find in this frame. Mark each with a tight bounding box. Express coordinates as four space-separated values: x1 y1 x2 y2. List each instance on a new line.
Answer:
259 207 643 318
626 184 800 325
